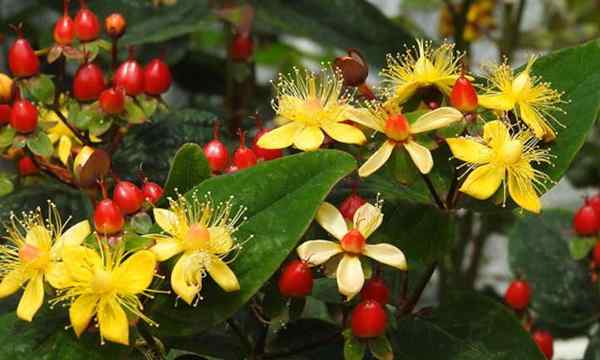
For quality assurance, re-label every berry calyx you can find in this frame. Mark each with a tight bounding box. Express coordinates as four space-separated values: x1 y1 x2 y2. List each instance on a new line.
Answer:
532 330 554 359
450 73 478 113
142 181 163 204
339 193 367 221
74 0 100 42
341 229 366 254
586 194 600 217
252 115 283 161
18 156 39 176
99 87 125 114
113 49 145 96
0 104 11 125
53 0 75 45
144 58 172 95
573 205 600 236
94 199 124 235
73 62 106 101
504 279 531 311
229 31 254 62
384 113 410 142
361 277 390 305
204 123 230 173
8 28 40 78
113 181 144 215
233 130 257 169
105 13 127 39
10 99 38 133
278 259 313 298
351 300 387 338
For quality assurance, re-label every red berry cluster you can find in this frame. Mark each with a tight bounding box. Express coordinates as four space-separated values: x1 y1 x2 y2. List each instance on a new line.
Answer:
573 194 600 237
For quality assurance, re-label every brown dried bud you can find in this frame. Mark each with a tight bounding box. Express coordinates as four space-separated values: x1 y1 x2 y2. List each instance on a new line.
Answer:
334 48 368 87
105 13 127 39
73 146 111 188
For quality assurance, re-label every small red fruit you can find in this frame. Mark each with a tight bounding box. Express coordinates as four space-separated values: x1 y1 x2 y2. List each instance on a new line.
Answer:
351 300 387 338
8 30 40 78
73 62 106 101
204 124 230 173
229 32 254 62
18 156 39 176
450 73 478 113
384 113 410 142
0 104 11 125
144 58 172 95
99 87 125 114
53 0 75 45
278 259 313 297
94 199 125 235
341 229 366 254
10 99 38 133
233 130 257 169
361 277 390 305
532 330 554 359
74 0 100 42
339 193 367 221
252 118 283 161
114 49 145 96
586 194 600 217
573 205 600 236
113 181 144 215
504 279 531 311
142 181 163 204
105 13 127 38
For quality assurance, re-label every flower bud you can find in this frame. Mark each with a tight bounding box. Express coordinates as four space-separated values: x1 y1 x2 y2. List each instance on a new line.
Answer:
334 48 368 87
105 13 127 38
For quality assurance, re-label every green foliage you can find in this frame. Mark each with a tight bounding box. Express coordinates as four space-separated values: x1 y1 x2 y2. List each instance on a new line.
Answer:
26 131 53 158
162 143 211 200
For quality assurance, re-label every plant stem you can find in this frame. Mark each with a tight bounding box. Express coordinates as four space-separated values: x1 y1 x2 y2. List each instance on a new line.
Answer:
420 173 446 210
137 322 164 359
399 261 438 318
49 106 92 146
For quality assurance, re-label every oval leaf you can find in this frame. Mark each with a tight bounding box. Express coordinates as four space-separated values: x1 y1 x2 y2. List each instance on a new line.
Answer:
162 143 211 200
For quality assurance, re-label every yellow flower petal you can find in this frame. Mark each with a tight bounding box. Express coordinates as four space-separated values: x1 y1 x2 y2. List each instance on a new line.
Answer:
459 164 505 200
98 298 129 345
297 240 342 266
52 220 91 258
353 203 383 238
113 250 156 294
483 120 509 150
322 122 366 145
46 262 72 289
25 225 52 251
153 208 179 236
446 138 492 164
393 81 420 104
519 103 555 141
0 270 24 298
207 256 239 292
150 237 183 261
58 135 72 165
16 273 44 322
293 126 324 151
257 122 303 149
410 107 463 134
358 140 395 177
316 202 348 240
508 171 541 213
346 107 384 132
404 140 433 174
363 243 407 270
63 246 101 283
478 94 515 111
48 133 60 144
336 255 364 301
69 294 99 337
208 227 233 254
171 253 200 305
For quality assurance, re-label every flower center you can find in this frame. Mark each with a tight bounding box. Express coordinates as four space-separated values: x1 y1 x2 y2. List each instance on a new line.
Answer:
19 244 49 269
498 139 523 165
384 114 410 142
341 229 366 254
184 224 210 251
91 269 114 294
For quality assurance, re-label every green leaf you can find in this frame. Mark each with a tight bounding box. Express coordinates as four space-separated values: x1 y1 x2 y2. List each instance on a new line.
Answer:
124 99 147 124
0 175 14 197
88 116 113 136
149 150 356 337
129 212 153 234
569 236 597 260
267 319 342 359
0 126 16 149
312 277 344 304
368 336 393 360
392 292 545 359
344 335 366 360
26 131 53 157
25 74 55 105
72 107 98 130
137 95 159 118
162 143 211 200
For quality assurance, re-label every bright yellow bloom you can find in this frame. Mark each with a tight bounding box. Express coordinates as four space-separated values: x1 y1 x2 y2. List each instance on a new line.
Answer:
0 204 90 322
50 242 157 345
478 56 564 141
446 120 553 213
40 108 78 165
257 67 367 152
354 105 463 176
380 40 463 107
297 201 406 300
149 193 246 305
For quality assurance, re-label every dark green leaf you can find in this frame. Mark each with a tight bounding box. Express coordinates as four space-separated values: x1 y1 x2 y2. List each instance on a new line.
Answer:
312 278 344 304
0 126 16 149
24 74 55 105
569 236 597 260
72 108 98 129
344 334 366 360
26 131 53 157
585 330 600 360
369 336 393 360
162 143 211 200
267 319 342 359
0 174 14 197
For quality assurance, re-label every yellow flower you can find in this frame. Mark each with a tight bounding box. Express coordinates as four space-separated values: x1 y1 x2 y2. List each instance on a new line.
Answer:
0 73 13 102
478 56 564 141
0 204 90 322
355 104 463 176
50 242 157 346
257 67 367 151
40 108 78 165
380 40 463 106
149 193 246 305
446 120 553 213
297 201 406 300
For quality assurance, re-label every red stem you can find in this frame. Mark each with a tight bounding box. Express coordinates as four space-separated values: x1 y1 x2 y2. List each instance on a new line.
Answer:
63 0 70 15
237 129 246 148
357 83 375 100
212 121 221 140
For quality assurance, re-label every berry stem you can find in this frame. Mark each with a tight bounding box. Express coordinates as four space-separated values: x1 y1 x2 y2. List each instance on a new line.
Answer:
252 111 263 130
49 106 92 146
63 0 70 15
421 172 446 210
357 82 375 100
213 121 221 140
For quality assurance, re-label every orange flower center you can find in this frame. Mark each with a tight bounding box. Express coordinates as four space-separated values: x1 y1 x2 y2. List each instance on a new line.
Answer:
184 224 210 251
91 269 114 294
384 114 410 142
341 229 366 254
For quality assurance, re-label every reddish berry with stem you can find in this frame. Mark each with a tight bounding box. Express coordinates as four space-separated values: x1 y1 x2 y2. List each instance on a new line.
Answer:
10 99 38 133
233 130 257 169
114 48 145 96
99 87 125 114
504 279 531 311
73 62 106 101
450 72 478 113
53 0 75 45
18 156 39 176
230 31 254 62
74 0 100 42
144 58 172 95
252 114 283 161
8 26 40 78
142 181 163 204
204 123 230 173
384 113 410 142
573 205 600 236
94 199 125 235
586 194 600 217
339 192 367 221
0 105 11 125
341 229 366 254
351 300 387 338
105 13 126 39
278 259 313 298
361 277 390 305
113 180 144 215
532 330 554 359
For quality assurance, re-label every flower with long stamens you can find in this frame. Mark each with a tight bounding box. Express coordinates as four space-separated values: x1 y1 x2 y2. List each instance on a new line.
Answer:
297 201 406 300
257 66 368 152
0 203 90 322
446 120 553 213
478 56 564 142
149 193 247 305
50 242 157 345
354 104 463 176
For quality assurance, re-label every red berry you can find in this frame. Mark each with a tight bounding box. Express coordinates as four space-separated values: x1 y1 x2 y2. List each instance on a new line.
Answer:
252 128 283 161
278 259 313 297
99 87 125 114
384 113 410 142
351 300 387 338
339 193 367 221
18 156 39 176
144 58 172 95
8 33 40 78
341 229 366 254
94 199 124 235
0 104 11 125
204 124 230 173
53 1 75 45
532 330 554 359
361 277 390 305
142 181 163 204
74 0 100 42
586 194 600 217
10 99 38 133
504 280 531 311
450 74 478 113
573 205 600 236
229 32 254 62
233 131 257 169
114 51 145 96
73 62 106 101
113 181 144 215
105 13 127 39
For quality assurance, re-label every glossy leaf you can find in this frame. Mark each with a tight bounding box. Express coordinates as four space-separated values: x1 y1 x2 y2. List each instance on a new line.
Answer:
162 143 211 201
26 132 53 157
